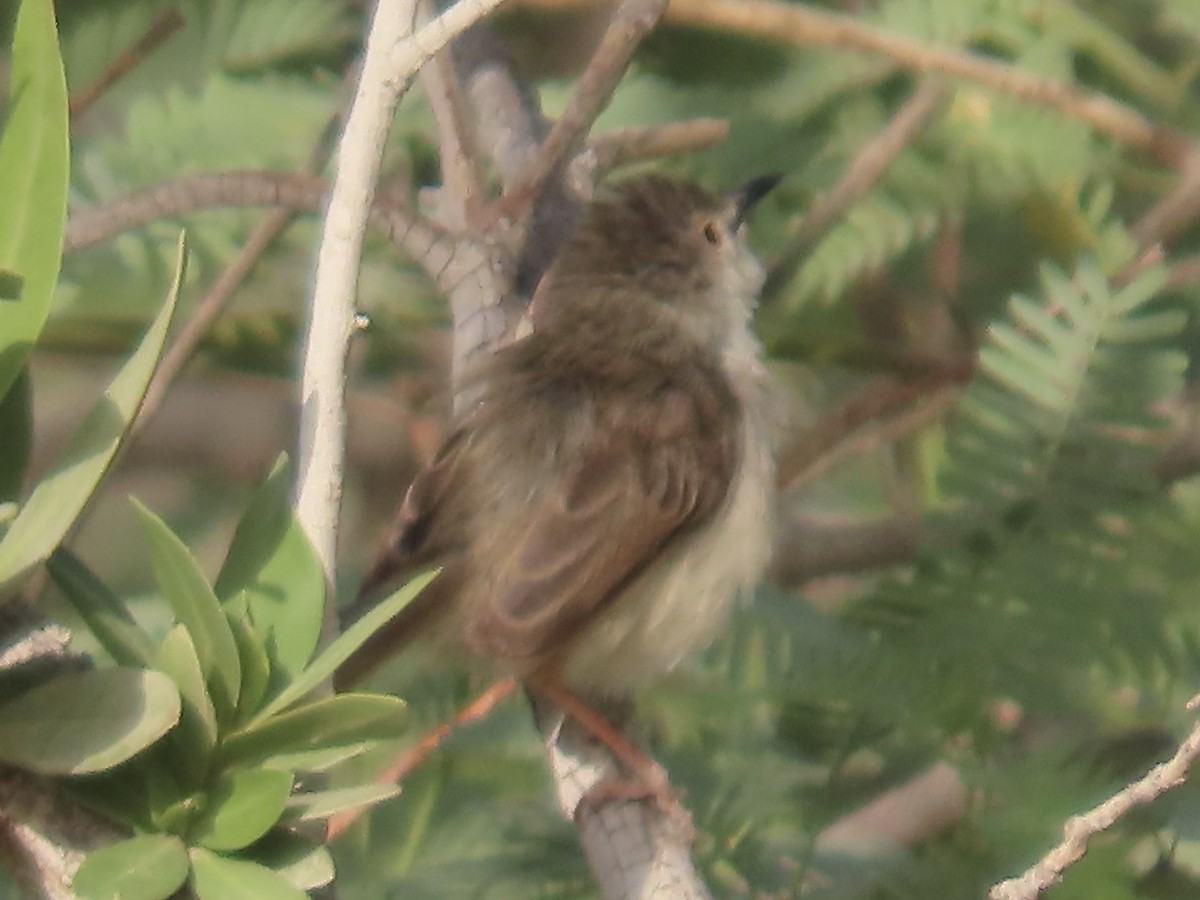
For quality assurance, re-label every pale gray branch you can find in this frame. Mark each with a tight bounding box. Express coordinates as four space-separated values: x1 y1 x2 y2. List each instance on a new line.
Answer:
990 698 1200 900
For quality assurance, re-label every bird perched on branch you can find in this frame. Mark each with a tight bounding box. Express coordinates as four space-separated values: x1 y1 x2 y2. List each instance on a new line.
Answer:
336 173 779 816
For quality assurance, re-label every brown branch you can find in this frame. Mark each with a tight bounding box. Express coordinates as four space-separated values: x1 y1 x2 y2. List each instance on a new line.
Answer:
1130 158 1200 250
1164 251 1200 295
420 22 490 229
325 677 519 842
68 8 185 119
769 513 923 585
517 0 1193 169
666 0 1195 169
64 171 465 290
763 79 949 300
453 26 548 188
129 209 296 441
588 118 730 176
501 0 669 215
777 374 963 491
815 762 967 857
989 696 1200 900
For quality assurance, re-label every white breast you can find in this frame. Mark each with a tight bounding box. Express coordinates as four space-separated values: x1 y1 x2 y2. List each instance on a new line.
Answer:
561 334 776 695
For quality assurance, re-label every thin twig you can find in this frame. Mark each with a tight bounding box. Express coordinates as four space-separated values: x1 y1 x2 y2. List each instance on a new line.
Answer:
1164 251 1200 292
420 9 489 229
588 118 730 175
670 0 1196 169
324 677 519 841
68 7 185 118
517 0 1194 169
64 170 460 305
1130 158 1200 249
777 374 961 491
790 381 962 492
129 209 295 441
763 79 949 300
989 696 1200 900
501 0 669 214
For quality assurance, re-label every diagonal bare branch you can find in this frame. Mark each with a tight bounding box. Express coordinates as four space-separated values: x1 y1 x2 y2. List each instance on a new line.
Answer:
501 0 669 215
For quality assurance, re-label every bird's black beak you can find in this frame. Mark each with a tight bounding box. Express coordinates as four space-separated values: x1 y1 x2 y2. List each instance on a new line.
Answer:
730 173 782 230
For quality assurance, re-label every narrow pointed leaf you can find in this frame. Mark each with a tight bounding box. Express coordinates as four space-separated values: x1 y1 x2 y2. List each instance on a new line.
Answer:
221 694 406 766
46 548 156 667
156 625 217 783
134 500 241 718
284 783 401 821
0 669 179 775
73 835 189 900
215 455 322 682
253 570 436 722
259 742 372 774
0 235 185 597
227 598 271 722
0 0 69 400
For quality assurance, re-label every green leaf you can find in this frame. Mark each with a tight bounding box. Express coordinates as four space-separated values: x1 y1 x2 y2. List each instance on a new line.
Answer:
189 848 306 900
133 500 241 719
253 570 436 722
156 625 218 784
227 598 271 723
220 694 407 767
0 368 32 504
189 767 293 852
0 235 185 597
284 783 401 822
214 455 323 683
0 669 179 775
73 834 189 900
46 549 156 668
0 0 69 400
259 742 372 774
247 832 334 891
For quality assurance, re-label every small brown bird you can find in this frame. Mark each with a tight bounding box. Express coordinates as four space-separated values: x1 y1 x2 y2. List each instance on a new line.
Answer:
336 174 778 783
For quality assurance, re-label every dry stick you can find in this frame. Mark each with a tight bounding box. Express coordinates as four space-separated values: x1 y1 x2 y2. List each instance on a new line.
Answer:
64 171 456 280
777 374 958 490
990 696 1200 900
517 0 1192 167
790 381 962 492
763 79 950 300
420 20 489 228
1131 160 1200 249
501 0 670 214
769 513 923 585
68 7 185 119
588 118 730 176
324 677 520 841
763 84 956 493
663 0 1194 170
1165 251 1200 292
128 208 295 441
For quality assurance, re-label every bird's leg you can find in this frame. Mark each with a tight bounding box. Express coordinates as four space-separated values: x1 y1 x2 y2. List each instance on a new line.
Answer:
530 677 693 836
324 676 519 841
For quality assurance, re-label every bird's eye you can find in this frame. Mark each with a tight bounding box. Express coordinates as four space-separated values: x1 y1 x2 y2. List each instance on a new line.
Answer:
702 221 721 244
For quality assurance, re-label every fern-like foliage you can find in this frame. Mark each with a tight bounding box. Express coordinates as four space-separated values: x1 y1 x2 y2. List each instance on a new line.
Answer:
943 260 1186 524
791 193 944 307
